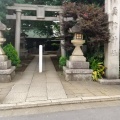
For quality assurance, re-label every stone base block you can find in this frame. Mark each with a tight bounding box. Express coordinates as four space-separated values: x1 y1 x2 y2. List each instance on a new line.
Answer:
0 66 16 75
0 71 15 83
66 60 89 69
63 66 93 74
98 79 120 85
63 66 93 81
0 66 16 83
64 71 92 81
0 60 11 70
70 56 86 61
0 55 8 62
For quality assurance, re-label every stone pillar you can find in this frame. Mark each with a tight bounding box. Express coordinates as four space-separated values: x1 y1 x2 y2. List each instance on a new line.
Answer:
104 0 120 79
15 9 22 57
59 13 66 57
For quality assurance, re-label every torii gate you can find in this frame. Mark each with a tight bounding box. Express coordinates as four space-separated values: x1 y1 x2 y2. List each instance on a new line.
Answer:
6 2 120 81
6 4 67 57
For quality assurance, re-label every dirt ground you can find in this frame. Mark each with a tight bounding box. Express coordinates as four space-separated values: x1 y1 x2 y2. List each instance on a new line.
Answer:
15 55 35 72
51 56 62 71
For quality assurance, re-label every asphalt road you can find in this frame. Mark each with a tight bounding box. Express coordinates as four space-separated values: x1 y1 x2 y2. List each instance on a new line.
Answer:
1 106 120 120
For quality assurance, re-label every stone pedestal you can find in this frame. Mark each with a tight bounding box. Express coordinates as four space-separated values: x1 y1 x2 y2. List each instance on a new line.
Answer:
63 33 92 81
0 51 16 83
63 60 93 81
0 22 16 82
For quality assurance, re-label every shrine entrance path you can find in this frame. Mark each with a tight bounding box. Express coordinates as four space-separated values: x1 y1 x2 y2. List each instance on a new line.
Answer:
0 55 120 110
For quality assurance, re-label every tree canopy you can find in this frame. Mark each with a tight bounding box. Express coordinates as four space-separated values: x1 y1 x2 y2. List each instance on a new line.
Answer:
0 0 105 43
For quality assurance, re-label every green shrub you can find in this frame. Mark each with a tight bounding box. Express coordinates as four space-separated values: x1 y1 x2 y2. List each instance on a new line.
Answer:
89 57 105 81
59 56 67 68
92 62 105 81
3 43 21 66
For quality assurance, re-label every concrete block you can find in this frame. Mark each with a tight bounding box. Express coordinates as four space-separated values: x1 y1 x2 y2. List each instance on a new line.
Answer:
66 60 89 69
0 60 11 70
98 79 120 85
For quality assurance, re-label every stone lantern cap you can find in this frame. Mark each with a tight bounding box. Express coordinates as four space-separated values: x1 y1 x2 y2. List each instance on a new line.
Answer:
69 23 82 34
0 21 6 31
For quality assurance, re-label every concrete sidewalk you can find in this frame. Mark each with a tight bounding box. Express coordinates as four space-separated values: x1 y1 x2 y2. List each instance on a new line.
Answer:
0 55 120 110
1 56 67 104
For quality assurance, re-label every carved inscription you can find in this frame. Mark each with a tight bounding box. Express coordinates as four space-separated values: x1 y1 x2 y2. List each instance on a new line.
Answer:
110 35 117 44
112 7 118 15
111 50 118 56
110 22 118 29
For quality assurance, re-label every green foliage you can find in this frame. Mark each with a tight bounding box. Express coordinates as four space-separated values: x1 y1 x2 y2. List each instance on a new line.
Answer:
88 55 105 81
92 62 105 81
51 43 59 46
3 43 21 66
59 56 67 67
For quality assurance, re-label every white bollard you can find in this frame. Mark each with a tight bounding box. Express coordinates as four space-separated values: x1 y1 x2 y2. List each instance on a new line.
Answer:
39 45 43 73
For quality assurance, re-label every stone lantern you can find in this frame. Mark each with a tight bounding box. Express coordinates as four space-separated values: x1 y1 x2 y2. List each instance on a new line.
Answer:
69 23 86 61
0 22 15 82
63 23 93 81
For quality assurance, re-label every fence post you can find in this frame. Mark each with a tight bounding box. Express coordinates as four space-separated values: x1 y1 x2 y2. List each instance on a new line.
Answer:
39 45 43 73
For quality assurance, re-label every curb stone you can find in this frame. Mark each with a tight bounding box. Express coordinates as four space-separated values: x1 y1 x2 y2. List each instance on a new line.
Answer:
0 95 120 110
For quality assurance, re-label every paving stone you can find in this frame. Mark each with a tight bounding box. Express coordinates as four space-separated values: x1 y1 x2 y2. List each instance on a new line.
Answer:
26 96 47 102
30 82 46 87
15 78 31 85
92 92 107 96
0 88 12 94
27 86 47 97
3 92 27 104
46 77 61 83
81 93 95 97
46 71 59 78
10 84 30 93
47 83 67 99
0 94 7 102
67 94 76 98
